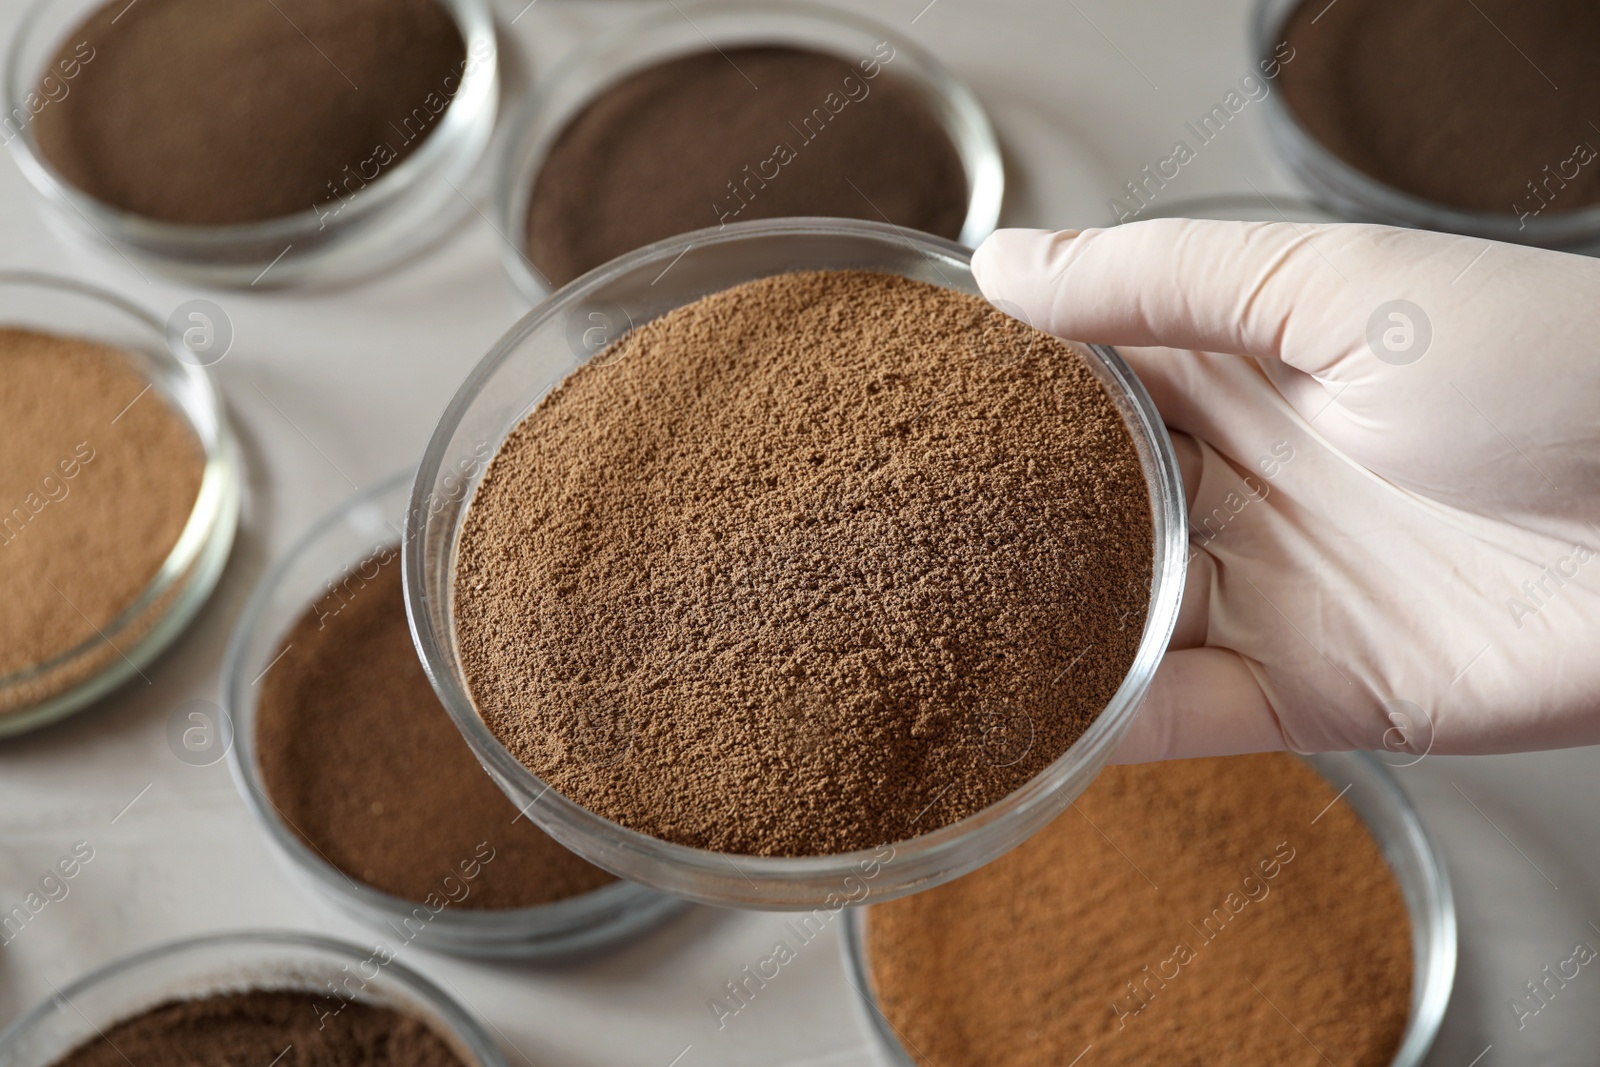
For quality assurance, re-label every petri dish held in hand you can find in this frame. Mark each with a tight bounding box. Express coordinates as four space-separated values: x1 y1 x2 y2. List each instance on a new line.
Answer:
406 218 1187 909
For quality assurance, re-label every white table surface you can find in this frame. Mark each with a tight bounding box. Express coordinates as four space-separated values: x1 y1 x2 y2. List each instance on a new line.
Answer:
2 1 1597 1064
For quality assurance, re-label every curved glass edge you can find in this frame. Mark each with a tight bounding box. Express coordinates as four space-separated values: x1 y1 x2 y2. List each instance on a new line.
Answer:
1249 0 1600 251
2 0 500 285
842 751 1458 1067
492 0 1004 304
840 907 917 1067
1306 753 1457 1066
406 217 1186 909
222 471 684 958
0 271 242 737
0 930 508 1067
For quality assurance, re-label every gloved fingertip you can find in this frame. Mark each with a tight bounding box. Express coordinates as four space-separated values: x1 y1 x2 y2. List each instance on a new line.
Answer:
971 228 1079 305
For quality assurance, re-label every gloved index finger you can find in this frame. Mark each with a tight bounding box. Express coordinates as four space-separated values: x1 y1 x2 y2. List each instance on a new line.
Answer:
969 218 1429 376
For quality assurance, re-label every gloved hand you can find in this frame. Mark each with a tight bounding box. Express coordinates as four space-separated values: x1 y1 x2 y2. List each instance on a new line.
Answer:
972 220 1600 763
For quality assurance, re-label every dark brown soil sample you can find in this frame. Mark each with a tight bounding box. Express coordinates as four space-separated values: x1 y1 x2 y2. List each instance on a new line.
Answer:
1277 0 1600 213
49 990 467 1067
454 270 1153 857
867 754 1413 1067
256 553 614 908
33 0 466 225
526 46 970 287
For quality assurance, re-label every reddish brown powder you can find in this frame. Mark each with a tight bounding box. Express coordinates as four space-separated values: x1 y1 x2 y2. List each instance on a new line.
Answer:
0 328 203 714
866 754 1413 1067
454 270 1152 857
256 553 613 908
49 990 467 1067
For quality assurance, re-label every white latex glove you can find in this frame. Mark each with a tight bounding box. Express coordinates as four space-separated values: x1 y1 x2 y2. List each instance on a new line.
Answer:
972 220 1600 763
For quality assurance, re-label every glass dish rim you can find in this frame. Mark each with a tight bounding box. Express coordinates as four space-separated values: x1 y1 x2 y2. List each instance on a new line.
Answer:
1 0 498 249
839 750 1459 1067
0 269 239 735
1250 0 1600 245
405 215 1187 902
221 468 674 941
0 928 509 1067
491 0 1006 301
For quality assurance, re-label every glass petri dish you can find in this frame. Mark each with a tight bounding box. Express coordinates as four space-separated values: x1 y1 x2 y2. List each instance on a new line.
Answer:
842 751 1457 1067
493 0 1005 302
2 0 498 287
0 272 240 738
406 217 1187 910
0 930 507 1067
223 469 684 959
1251 0 1600 253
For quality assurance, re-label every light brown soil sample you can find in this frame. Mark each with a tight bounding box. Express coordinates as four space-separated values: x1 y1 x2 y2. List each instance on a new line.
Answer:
526 46 970 287
256 553 614 908
454 270 1153 857
0 328 203 715
33 0 466 225
866 754 1413 1067
49 990 467 1067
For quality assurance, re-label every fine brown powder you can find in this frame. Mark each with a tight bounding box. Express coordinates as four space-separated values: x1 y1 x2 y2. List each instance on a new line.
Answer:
455 270 1152 857
526 46 970 288
1277 0 1600 214
33 0 466 225
49 990 467 1067
256 552 614 908
866 754 1413 1067
0 328 203 715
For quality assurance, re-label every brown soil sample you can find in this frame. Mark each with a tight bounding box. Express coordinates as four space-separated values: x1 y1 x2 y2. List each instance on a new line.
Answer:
0 328 203 714
526 46 970 287
454 270 1152 857
50 990 466 1067
1277 0 1600 213
866 754 1413 1067
33 0 466 225
257 552 614 908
